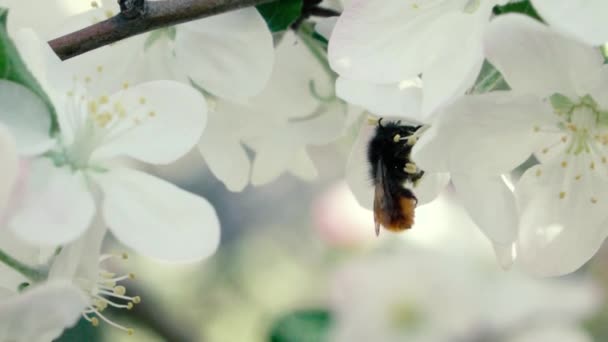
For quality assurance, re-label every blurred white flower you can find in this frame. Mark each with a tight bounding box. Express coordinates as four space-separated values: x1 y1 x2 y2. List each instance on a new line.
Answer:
328 0 508 117
0 280 87 342
412 15 608 276
0 118 18 214
200 32 348 190
8 30 220 262
531 0 608 45
329 246 599 342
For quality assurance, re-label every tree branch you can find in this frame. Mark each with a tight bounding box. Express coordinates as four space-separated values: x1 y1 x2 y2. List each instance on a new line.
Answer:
48 0 274 61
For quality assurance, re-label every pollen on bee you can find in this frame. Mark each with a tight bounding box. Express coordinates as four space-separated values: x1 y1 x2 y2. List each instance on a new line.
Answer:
404 162 417 174
393 134 401 142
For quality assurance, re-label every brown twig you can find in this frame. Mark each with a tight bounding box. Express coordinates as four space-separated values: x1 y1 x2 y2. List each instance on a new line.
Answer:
48 0 274 61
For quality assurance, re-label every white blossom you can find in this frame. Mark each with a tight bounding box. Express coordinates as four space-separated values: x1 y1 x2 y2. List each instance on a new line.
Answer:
412 14 608 275
8 30 220 262
329 246 598 342
328 0 508 117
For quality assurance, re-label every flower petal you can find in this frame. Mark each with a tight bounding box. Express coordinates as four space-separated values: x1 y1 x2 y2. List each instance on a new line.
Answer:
411 172 450 205
412 92 555 174
515 157 608 276
49 222 106 281
420 11 485 116
343 119 407 210
0 281 87 342
198 111 251 192
8 159 95 246
484 14 604 96
0 125 18 212
336 77 422 119
451 173 518 245
96 167 220 262
92 80 206 165
175 8 274 100
0 80 53 156
328 0 468 83
508 325 592 342
531 0 608 46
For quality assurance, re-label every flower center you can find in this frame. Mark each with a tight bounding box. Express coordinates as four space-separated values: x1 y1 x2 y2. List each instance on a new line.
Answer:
78 252 140 335
48 74 156 172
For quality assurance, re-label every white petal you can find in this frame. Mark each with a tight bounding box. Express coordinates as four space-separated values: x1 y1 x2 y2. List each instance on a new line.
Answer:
249 102 346 185
0 281 87 342
345 121 375 210
420 11 484 115
8 159 95 246
0 125 18 213
328 0 468 83
410 172 450 205
484 14 604 97
0 81 53 155
49 222 106 281
287 149 318 182
452 173 518 245
516 157 608 276
252 31 334 120
412 92 555 174
175 8 274 100
508 325 592 342
531 0 608 46
336 77 422 119
92 81 206 165
96 167 220 262
198 112 251 192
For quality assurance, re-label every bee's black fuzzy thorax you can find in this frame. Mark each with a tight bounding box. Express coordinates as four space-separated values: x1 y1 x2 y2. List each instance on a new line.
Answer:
367 120 423 187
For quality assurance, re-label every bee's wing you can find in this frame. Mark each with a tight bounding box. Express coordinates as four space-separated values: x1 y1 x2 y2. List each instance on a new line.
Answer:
373 160 393 236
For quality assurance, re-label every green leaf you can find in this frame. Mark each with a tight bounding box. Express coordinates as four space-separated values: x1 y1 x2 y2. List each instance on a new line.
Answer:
257 0 303 32
268 309 332 342
54 318 102 342
493 0 543 22
0 8 57 131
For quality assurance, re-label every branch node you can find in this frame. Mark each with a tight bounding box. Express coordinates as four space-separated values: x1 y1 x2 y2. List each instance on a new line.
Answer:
119 0 147 19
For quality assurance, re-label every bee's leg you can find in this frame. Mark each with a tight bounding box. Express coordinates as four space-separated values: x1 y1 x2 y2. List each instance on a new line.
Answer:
119 0 147 19
375 222 381 236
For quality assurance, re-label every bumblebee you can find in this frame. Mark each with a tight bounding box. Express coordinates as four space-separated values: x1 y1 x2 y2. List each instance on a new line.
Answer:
367 119 424 236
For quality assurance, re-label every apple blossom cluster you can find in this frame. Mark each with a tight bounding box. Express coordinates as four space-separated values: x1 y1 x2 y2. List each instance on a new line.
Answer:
327 0 608 277
0 0 605 339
